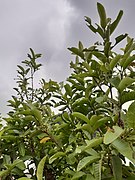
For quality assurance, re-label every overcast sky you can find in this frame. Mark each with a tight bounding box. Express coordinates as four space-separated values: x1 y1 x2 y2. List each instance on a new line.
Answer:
1 0 135 115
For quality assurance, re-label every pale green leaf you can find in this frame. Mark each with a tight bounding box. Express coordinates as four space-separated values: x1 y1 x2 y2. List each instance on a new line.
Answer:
111 138 135 164
77 155 100 171
104 126 124 144
127 101 135 129
37 156 47 180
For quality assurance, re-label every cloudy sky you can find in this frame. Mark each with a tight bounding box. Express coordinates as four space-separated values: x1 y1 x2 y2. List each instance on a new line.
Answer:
1 0 135 115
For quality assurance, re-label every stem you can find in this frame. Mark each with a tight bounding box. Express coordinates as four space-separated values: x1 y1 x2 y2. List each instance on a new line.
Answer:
31 67 34 101
109 84 114 109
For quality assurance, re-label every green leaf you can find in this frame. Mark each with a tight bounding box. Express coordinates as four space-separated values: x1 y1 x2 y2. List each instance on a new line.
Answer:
71 171 85 180
93 162 102 180
68 47 84 59
49 152 65 164
109 54 121 70
110 10 123 34
85 16 97 33
104 126 124 145
122 55 135 70
31 109 42 123
85 137 103 150
0 170 10 178
112 156 122 180
37 156 47 180
93 117 111 130
64 84 72 96
118 77 135 92
93 51 107 63
72 112 90 124
18 177 32 180
113 34 127 47
89 115 102 126
120 91 135 105
111 138 135 164
127 101 135 129
77 155 100 171
18 142 25 156
97 2 107 29
78 41 83 51
109 76 121 88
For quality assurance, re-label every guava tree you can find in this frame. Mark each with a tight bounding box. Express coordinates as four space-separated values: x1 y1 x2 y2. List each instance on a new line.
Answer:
0 2 135 180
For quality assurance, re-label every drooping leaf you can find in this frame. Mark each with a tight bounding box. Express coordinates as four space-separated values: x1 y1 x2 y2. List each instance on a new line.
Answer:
49 152 65 164
111 138 135 164
85 137 103 150
104 126 124 144
127 101 135 129
112 156 122 180
118 77 135 92
36 156 47 180
110 10 123 34
72 112 90 124
97 2 107 29
77 155 100 171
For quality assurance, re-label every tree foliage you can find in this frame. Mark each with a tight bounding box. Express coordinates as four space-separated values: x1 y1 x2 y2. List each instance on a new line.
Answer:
0 2 135 180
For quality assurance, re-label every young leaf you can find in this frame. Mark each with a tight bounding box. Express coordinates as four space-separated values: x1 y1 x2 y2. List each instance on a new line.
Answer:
77 155 100 171
37 156 47 180
127 101 135 129
110 10 123 34
68 47 84 59
97 2 107 29
112 156 122 180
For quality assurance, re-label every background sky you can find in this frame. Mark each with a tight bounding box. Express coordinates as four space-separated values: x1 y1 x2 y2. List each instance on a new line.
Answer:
1 0 135 115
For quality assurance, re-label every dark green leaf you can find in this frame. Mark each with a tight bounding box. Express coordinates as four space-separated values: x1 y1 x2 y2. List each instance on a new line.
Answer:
97 2 107 29
68 47 84 59
110 10 123 34
112 156 122 180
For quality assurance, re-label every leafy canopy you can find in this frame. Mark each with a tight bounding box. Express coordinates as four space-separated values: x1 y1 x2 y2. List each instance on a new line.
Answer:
0 2 135 180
